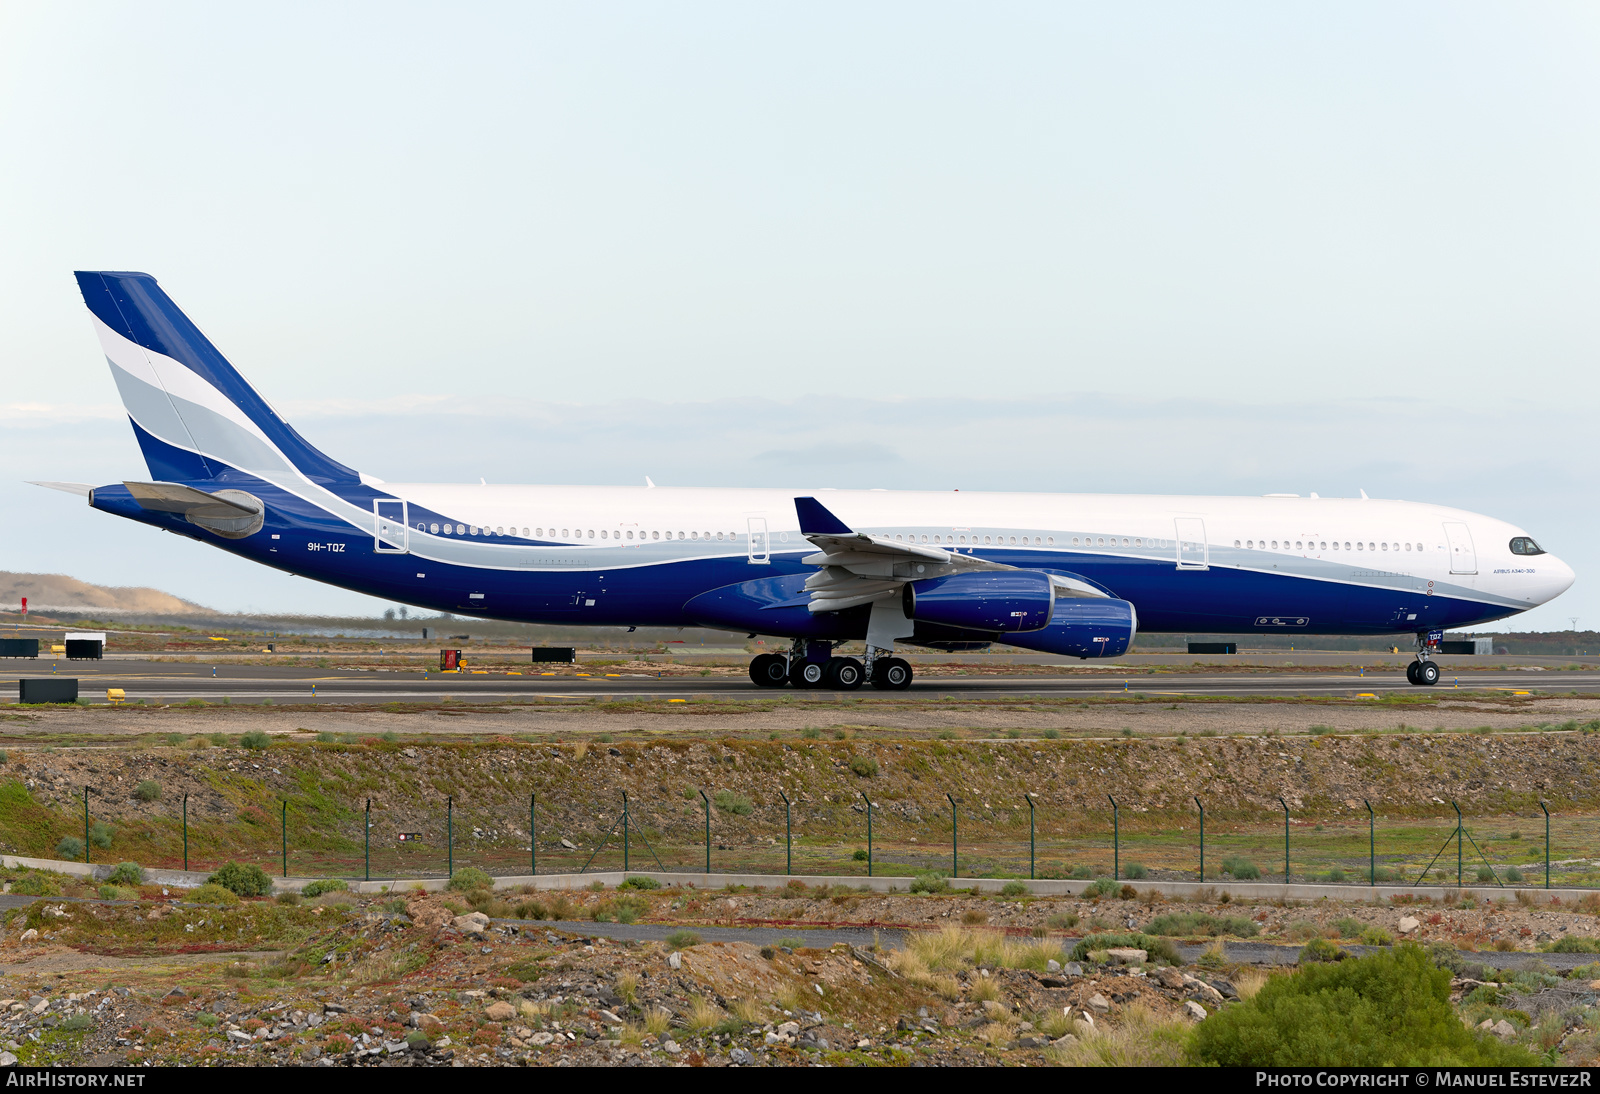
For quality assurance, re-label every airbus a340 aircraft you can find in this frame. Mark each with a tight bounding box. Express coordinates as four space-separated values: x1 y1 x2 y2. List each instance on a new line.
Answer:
34 272 1574 690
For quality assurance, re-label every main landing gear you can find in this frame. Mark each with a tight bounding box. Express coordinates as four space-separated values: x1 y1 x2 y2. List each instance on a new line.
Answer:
748 642 913 691
1406 631 1441 687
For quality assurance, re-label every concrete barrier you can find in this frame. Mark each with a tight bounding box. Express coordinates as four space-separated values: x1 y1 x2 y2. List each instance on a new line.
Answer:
0 853 1584 907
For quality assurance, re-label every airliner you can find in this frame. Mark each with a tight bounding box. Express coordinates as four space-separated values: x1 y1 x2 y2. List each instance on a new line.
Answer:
33 272 1575 690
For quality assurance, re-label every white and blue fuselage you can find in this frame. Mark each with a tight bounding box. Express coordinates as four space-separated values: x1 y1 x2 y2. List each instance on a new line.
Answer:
42 272 1574 687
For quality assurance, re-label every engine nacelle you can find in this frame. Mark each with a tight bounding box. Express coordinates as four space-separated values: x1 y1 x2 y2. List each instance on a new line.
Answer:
1003 597 1138 658
904 571 1054 632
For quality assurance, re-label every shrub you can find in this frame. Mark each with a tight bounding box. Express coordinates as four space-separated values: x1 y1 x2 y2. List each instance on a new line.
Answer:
1122 863 1148 880
848 755 879 778
276 891 301 905
446 867 493 892
851 849 869 862
515 900 547 920
97 884 137 901
1476 866 1495 883
619 876 661 891
1047 912 1080 930
302 879 348 898
1325 867 1346 883
1505 866 1524 883
240 730 271 750
1331 917 1365 939
107 862 143 886
1069 933 1182 965
1299 937 1348 963
134 779 161 802
1221 856 1260 880
910 872 949 895
666 929 702 948
59 1015 93 1032
1144 911 1259 938
12 871 60 897
1191 945 1539 1065
1069 865 1094 879
188 883 241 906
1545 936 1600 954
712 790 753 816
207 861 273 897
54 836 84 861
1000 881 1029 898
1083 878 1121 899
87 821 113 849
1361 927 1395 946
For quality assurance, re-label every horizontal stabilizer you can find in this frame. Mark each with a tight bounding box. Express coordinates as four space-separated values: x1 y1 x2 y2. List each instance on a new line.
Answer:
27 481 92 498
124 481 259 517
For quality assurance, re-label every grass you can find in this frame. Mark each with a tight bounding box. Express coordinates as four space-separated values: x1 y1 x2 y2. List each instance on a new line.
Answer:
666 929 702 948
1144 911 1259 938
1045 1002 1193 1066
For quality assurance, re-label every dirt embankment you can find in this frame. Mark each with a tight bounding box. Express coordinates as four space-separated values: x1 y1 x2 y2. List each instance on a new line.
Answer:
0 732 1596 862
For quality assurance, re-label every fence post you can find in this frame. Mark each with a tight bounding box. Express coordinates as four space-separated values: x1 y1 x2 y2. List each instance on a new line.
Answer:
1024 794 1035 880
447 795 453 878
622 791 630 873
778 790 792 876
530 793 536 877
1278 796 1290 883
1363 800 1374 885
1452 800 1463 887
183 794 189 872
699 790 710 875
365 798 371 882
281 801 287 879
1540 801 1550 889
1194 796 1204 881
946 793 958 879
83 787 90 865
862 791 873 877
1107 795 1118 880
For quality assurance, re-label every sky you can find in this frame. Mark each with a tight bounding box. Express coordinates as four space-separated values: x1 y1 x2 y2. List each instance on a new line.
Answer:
0 3 1595 629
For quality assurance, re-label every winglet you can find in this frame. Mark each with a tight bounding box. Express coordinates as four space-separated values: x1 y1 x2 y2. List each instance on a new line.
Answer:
794 496 853 536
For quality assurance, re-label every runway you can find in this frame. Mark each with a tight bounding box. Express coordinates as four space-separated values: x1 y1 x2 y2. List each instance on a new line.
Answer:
3 658 1596 704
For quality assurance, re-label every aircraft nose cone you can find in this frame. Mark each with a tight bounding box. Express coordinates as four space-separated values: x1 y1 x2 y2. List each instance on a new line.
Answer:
1549 555 1577 599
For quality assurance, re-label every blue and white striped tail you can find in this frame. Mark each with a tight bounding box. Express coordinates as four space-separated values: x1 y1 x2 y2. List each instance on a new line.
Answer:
75 271 359 487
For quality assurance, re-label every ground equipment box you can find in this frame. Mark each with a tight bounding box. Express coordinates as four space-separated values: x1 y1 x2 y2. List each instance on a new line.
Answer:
530 648 576 663
19 678 78 703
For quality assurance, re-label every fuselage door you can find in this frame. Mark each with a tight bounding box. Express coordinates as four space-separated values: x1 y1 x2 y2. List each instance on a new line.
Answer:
374 499 408 553
1443 522 1477 575
1174 517 1208 570
747 516 770 564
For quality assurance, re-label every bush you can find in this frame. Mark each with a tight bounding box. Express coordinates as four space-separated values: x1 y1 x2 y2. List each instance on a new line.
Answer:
712 790 753 816
1082 877 1121 899
1048 912 1080 930
276 891 301 905
188 883 241 906
54 836 84 861
1191 945 1539 1065
619 876 661 891
97 884 137 901
1476 866 1495 883
1361 927 1395 946
1331 917 1365 939
132 778 162 803
851 849 869 862
1069 933 1182 965
89 821 113 849
1545 936 1600 954
446 867 493 892
207 861 273 897
666 929 702 948
1505 866 1524 883
1299 937 1348 963
302 879 348 898
1069 865 1094 879
1122 863 1148 880
240 731 271 750
910 872 949 895
1221 856 1260 880
107 862 143 886
1000 881 1029 898
1144 912 1259 938
848 756 878 778
1325 867 1346 883
12 871 60 897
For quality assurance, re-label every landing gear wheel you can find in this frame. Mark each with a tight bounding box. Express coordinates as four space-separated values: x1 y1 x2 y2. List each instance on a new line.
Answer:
870 657 913 691
749 654 789 688
825 657 865 690
1405 661 1420 685
1417 660 1440 687
790 660 826 689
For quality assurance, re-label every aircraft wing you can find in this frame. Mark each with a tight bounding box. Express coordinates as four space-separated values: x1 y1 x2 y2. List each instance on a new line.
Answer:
794 496 1007 613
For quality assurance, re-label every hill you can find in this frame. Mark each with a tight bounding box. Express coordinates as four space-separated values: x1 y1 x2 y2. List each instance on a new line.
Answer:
0 571 210 615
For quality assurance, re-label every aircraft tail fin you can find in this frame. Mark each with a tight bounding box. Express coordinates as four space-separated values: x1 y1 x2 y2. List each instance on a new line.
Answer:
75 271 358 486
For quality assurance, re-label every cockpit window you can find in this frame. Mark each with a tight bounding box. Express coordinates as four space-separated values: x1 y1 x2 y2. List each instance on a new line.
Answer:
1509 537 1545 556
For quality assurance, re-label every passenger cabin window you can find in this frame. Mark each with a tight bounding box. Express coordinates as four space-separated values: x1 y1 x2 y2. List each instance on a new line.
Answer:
1510 537 1545 556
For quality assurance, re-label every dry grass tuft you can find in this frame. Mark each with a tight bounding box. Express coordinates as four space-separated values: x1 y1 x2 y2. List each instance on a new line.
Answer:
1043 1002 1193 1067
642 1007 672 1036
683 996 724 1032
729 998 763 1024
1235 967 1270 1000
615 972 639 1005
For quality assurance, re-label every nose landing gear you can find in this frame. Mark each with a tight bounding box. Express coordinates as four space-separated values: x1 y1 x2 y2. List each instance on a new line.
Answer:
1408 630 1442 686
